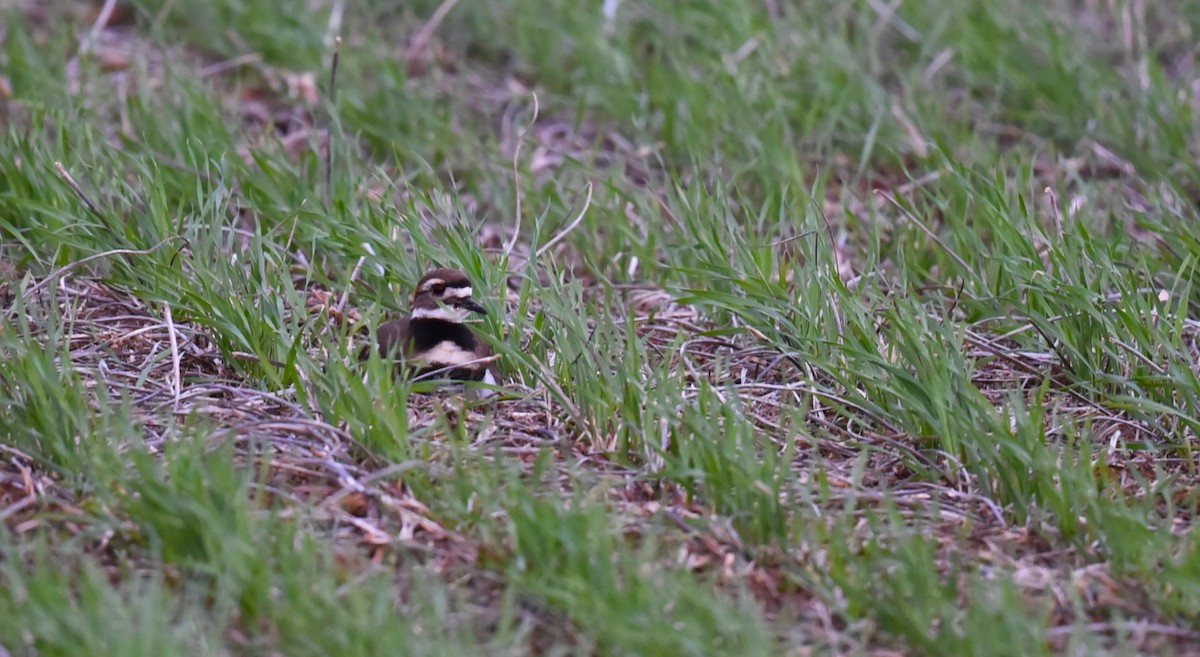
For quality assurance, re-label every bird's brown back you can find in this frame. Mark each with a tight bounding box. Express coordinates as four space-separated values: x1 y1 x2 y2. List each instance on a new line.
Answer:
362 316 493 381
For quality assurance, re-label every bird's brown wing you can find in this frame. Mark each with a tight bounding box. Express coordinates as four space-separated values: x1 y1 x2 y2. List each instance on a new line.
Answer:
472 328 493 359
469 326 495 381
359 317 412 362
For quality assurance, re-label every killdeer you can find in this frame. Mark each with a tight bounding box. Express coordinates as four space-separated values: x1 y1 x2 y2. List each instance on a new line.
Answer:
363 268 498 395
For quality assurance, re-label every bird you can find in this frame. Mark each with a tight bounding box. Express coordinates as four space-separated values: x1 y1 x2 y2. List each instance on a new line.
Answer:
361 268 498 395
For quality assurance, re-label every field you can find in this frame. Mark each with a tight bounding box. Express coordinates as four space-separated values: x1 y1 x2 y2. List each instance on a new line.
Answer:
3 0 1200 655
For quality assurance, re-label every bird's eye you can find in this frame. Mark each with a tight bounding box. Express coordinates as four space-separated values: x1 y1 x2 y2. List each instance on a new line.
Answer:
431 283 446 295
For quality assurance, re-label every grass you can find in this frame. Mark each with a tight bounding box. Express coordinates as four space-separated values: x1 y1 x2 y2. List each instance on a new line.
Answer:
2 0 1200 654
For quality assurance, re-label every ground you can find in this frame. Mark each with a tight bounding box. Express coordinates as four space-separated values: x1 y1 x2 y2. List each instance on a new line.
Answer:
2 0 1200 655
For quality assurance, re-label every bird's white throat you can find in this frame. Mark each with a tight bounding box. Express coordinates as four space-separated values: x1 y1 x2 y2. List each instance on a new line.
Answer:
410 305 469 323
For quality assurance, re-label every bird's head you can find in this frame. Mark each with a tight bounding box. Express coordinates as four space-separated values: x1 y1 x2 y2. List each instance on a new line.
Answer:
409 268 487 322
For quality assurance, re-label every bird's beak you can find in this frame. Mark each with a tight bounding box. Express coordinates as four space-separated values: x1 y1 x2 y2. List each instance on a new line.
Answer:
459 298 487 315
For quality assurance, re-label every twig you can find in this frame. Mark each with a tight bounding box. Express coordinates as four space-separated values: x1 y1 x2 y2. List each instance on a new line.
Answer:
1110 338 1166 374
536 181 594 257
876 189 971 272
810 196 845 335
328 35 342 127
760 229 816 248
1044 185 1063 242
810 194 840 271
0 495 37 525
198 53 262 78
148 0 177 34
325 0 345 49
20 237 183 301
411 355 501 382
230 351 289 369
894 171 944 195
845 271 881 290
505 92 539 259
322 460 436 509
54 162 104 218
1027 318 1077 378
325 36 342 203
942 278 965 326
80 0 118 56
335 255 366 316
163 302 182 413
406 0 460 64
865 0 920 41
1045 621 1200 640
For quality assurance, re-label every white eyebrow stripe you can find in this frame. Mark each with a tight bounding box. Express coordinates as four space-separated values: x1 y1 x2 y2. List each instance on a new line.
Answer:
418 278 446 292
410 306 467 322
440 286 473 299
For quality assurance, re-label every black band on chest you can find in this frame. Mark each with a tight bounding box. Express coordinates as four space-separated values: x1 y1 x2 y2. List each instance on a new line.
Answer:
407 318 480 353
